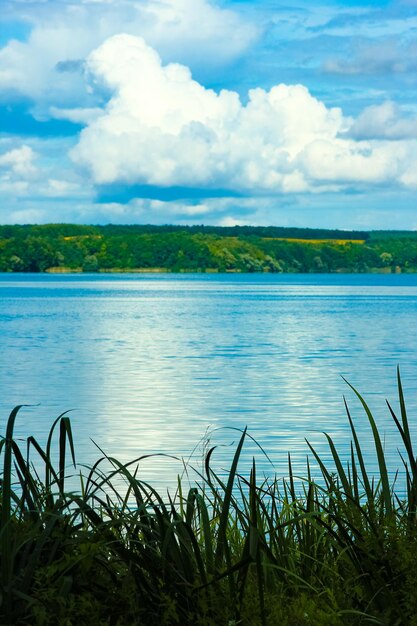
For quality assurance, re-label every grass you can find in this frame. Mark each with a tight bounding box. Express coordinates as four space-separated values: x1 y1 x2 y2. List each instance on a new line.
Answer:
1 369 417 625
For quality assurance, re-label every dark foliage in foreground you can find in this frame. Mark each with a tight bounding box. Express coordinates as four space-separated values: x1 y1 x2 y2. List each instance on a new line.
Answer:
1 371 417 624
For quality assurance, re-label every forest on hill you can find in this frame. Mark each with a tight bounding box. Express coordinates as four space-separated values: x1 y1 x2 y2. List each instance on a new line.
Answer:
0 223 416 273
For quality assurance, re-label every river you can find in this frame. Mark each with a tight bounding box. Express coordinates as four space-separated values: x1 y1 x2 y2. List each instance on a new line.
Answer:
1 272 417 493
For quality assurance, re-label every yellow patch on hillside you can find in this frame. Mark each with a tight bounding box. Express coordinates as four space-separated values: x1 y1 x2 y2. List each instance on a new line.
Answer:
262 238 365 245
63 235 103 241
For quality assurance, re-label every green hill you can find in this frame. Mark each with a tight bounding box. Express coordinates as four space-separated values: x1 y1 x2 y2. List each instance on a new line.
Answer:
0 224 416 273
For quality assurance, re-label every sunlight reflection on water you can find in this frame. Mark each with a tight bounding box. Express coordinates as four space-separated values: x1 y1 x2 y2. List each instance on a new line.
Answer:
1 272 417 494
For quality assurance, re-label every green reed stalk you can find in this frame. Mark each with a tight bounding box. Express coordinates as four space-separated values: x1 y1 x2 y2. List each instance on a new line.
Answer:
1 372 417 624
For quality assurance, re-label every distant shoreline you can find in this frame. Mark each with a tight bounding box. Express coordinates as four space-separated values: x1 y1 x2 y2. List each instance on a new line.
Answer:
41 266 415 274
2 223 417 274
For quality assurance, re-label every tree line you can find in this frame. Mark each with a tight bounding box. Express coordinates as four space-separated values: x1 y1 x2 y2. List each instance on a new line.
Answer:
0 223 416 273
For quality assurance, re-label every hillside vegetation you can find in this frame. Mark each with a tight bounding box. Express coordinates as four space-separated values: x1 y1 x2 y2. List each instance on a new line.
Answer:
0 224 417 273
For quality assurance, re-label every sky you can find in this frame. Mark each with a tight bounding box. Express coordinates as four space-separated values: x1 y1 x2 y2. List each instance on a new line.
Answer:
0 0 417 229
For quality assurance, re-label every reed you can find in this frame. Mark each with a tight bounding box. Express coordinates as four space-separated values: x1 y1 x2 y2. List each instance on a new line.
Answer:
1 369 417 625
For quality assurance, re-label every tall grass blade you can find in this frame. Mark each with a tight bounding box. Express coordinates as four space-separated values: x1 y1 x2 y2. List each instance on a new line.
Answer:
58 416 76 493
1 405 25 617
344 396 373 504
397 366 410 444
344 380 392 516
214 427 247 570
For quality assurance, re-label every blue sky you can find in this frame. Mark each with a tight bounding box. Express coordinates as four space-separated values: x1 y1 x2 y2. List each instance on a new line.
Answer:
0 0 416 229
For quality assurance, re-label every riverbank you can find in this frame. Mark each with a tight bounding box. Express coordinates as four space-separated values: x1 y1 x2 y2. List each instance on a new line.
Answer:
44 265 413 274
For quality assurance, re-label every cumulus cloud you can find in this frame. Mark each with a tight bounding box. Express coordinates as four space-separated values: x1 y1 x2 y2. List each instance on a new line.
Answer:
0 0 257 115
0 145 38 177
350 101 417 140
0 136 95 208
0 144 39 198
70 34 417 195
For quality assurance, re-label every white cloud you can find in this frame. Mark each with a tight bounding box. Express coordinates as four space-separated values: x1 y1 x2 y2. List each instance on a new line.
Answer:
44 179 79 197
350 101 417 140
316 7 417 39
49 106 103 124
0 180 30 196
299 138 412 185
70 33 417 195
133 0 258 65
0 145 38 177
84 195 264 225
0 137 95 209
323 37 417 76
0 208 49 224
0 0 257 114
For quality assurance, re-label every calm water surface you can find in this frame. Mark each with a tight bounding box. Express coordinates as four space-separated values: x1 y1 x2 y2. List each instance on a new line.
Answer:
1 273 417 492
